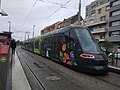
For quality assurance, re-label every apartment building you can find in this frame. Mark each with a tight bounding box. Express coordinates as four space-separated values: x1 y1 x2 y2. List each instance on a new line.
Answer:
109 0 120 52
84 0 110 42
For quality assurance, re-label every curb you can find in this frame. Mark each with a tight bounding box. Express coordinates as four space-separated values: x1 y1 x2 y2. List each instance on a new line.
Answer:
108 65 120 74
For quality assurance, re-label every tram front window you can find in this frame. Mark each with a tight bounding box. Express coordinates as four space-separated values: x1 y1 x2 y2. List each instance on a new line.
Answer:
75 28 103 54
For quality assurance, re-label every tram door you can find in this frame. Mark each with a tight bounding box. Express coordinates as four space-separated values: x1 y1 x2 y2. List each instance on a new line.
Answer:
41 37 47 55
53 34 60 59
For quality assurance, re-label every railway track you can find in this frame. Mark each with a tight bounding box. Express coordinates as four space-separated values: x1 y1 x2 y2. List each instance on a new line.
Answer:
17 50 47 90
16 47 120 90
16 47 83 90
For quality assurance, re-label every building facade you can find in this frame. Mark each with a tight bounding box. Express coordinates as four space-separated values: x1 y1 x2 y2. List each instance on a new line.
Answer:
85 0 110 42
109 0 120 52
41 22 60 35
41 13 84 35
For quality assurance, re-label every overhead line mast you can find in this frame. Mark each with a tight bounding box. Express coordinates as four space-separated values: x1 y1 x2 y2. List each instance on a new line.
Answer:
78 0 81 25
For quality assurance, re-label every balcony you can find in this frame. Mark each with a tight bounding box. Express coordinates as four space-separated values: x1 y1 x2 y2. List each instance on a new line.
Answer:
109 36 120 42
86 20 107 27
91 28 106 34
99 39 105 42
96 2 110 10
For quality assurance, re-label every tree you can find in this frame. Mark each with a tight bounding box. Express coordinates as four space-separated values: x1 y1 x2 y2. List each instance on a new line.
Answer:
101 41 114 50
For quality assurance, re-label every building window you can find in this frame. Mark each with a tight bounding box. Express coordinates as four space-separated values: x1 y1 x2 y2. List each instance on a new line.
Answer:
91 10 96 15
100 25 106 29
100 1 104 5
91 5 96 10
100 33 105 39
96 2 98 6
98 8 101 14
112 0 120 6
100 16 106 21
111 21 120 26
106 5 110 11
86 8 88 11
86 15 88 18
112 10 120 16
89 19 94 24
110 31 120 36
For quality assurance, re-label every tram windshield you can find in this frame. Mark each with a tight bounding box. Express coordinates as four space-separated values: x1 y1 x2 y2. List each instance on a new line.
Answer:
75 28 103 54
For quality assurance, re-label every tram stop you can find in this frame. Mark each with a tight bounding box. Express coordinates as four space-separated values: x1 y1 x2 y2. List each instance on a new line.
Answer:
0 32 12 90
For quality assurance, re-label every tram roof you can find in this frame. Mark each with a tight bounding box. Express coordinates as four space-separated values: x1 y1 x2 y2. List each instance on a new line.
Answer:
42 25 84 37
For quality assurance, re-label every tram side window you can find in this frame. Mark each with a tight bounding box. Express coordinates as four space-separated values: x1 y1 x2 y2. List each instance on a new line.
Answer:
49 36 53 49
64 31 74 51
42 37 47 50
61 33 66 43
54 34 59 50
52 34 60 58
69 30 82 52
35 40 39 48
51 35 55 51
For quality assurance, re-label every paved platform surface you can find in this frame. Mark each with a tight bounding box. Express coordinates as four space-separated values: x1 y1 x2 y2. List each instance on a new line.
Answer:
12 53 31 90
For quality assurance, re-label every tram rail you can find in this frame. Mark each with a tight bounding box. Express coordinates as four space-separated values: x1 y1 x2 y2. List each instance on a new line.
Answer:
17 50 47 90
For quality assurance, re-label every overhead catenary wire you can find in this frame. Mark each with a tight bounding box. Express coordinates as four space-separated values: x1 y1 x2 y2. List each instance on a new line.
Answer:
11 27 30 33
39 0 77 9
20 0 37 30
38 0 72 26
20 0 73 36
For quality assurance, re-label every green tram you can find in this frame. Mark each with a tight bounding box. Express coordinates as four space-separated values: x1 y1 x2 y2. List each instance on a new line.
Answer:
23 25 109 74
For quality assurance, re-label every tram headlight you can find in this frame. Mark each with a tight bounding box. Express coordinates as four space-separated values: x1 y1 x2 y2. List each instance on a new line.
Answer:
80 54 95 59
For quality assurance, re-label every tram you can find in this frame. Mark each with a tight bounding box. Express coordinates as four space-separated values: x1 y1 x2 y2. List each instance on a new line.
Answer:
23 25 109 74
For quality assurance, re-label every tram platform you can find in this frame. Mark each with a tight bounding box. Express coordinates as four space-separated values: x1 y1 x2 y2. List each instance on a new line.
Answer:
7 53 31 90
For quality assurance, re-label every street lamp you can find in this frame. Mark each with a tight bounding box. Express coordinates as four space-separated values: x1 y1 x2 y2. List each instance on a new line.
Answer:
0 0 8 16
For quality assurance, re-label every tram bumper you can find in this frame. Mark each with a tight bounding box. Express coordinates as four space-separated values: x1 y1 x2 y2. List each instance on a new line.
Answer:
76 58 109 74
77 65 109 74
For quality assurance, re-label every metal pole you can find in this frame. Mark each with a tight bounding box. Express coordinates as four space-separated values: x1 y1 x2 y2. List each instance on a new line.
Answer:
78 0 81 25
27 33 29 40
25 32 26 41
27 33 29 49
0 0 1 8
0 0 8 16
8 21 11 32
33 25 35 38
33 25 35 51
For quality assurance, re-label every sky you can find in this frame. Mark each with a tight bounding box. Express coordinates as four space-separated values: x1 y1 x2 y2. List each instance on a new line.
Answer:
0 0 94 41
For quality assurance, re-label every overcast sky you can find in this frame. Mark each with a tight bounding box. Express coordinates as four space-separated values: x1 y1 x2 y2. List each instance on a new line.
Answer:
0 0 94 41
